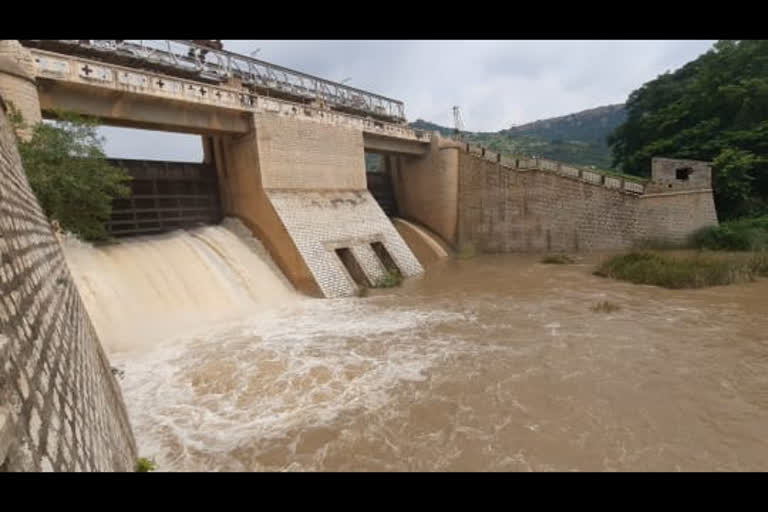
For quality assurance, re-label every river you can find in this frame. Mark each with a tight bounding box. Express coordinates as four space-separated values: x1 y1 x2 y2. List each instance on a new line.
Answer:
61 220 768 471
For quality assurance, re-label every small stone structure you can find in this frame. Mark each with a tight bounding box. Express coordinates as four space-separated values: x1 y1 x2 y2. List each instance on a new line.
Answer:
646 157 713 192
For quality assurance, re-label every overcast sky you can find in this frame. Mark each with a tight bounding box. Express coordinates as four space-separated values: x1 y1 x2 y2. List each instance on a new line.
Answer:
100 40 716 161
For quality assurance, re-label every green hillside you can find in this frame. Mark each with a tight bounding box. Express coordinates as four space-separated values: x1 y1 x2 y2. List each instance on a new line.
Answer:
608 40 768 220
410 104 626 169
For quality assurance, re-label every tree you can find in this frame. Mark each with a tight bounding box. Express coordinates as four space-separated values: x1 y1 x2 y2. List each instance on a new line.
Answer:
608 40 768 220
10 107 131 241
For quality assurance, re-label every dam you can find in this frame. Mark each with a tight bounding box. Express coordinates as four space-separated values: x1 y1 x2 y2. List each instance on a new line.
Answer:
5 39 763 473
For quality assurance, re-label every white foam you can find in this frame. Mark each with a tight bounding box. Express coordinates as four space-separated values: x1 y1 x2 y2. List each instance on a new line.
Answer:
112 300 474 471
60 219 301 354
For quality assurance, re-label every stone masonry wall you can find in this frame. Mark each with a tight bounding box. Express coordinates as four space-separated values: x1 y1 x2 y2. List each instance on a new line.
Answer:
268 190 423 298
223 113 425 298
255 113 366 190
0 100 136 471
392 136 460 246
0 41 42 141
457 151 718 252
636 190 719 244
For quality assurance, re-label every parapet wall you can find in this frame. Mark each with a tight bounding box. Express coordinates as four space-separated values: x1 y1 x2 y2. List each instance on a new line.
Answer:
456 146 718 252
0 99 136 471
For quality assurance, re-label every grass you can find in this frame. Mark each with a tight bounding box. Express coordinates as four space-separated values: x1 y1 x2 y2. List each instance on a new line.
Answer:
136 457 157 472
632 237 688 251
591 301 621 313
540 253 575 264
354 269 403 297
690 216 768 251
594 251 768 289
456 243 477 260
372 269 403 288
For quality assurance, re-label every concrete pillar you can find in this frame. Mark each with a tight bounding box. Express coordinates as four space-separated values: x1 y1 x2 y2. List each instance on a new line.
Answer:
217 113 423 298
393 133 462 247
0 41 41 141
201 135 214 164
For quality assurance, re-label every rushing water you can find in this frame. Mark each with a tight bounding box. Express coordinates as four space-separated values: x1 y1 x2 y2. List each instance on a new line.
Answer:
61 221 768 471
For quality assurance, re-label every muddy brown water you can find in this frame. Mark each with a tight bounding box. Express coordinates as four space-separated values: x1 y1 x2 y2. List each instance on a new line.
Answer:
63 226 768 471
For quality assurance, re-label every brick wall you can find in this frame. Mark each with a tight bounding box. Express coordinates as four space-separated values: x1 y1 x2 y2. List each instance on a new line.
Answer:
0 99 136 471
255 113 366 190
457 151 718 252
637 190 719 244
217 113 424 298
392 136 460 246
268 190 423 298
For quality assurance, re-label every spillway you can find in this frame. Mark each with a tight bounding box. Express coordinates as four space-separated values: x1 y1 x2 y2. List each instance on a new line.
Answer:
60 218 301 354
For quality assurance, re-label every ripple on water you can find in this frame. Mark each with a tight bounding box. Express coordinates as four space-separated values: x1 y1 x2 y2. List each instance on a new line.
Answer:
75 242 768 471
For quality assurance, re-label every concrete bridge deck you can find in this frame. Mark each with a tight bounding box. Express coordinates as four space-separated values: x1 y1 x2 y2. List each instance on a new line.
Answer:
22 39 408 123
30 48 429 154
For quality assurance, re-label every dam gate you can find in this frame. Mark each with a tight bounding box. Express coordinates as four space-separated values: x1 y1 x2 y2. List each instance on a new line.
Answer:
106 159 222 237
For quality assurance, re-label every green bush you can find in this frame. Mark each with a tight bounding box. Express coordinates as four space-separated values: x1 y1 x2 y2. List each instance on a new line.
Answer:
372 269 403 288
540 254 575 264
632 237 688 250
456 243 476 260
594 251 757 289
136 457 157 472
690 216 768 251
11 108 131 241
748 251 768 277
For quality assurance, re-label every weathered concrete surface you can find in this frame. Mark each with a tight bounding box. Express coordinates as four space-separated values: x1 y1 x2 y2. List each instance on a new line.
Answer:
392 135 462 247
0 98 137 471
37 81 253 135
28 47 428 145
646 157 714 193
456 148 718 252
254 113 366 190
392 218 450 268
637 189 719 245
268 190 422 297
362 132 429 156
215 113 423 297
0 41 41 141
213 122 322 297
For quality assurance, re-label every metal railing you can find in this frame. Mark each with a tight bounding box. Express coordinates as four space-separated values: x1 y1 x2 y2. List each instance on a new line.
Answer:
20 40 406 123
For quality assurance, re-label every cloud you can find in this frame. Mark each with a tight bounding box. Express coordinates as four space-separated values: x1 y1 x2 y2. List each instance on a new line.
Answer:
100 40 715 160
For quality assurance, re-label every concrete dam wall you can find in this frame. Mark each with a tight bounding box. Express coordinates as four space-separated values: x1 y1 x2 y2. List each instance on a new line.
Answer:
391 138 718 253
0 100 136 471
455 150 718 252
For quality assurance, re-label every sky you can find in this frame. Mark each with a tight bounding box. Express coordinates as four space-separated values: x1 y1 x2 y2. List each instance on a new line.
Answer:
99 40 716 161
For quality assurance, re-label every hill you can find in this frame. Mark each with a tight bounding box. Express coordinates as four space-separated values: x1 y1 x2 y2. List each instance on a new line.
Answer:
607 40 768 220
409 104 626 169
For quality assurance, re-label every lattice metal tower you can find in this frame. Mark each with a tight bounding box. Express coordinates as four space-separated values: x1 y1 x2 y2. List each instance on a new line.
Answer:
453 106 464 139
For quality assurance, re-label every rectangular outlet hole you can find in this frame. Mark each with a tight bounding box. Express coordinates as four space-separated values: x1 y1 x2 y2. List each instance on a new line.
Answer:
335 248 371 288
371 242 401 275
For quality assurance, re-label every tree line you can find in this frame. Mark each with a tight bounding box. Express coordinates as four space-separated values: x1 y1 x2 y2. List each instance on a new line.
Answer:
608 40 768 220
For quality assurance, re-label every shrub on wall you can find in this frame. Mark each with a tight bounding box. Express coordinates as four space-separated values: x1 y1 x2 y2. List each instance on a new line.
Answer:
10 106 131 241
